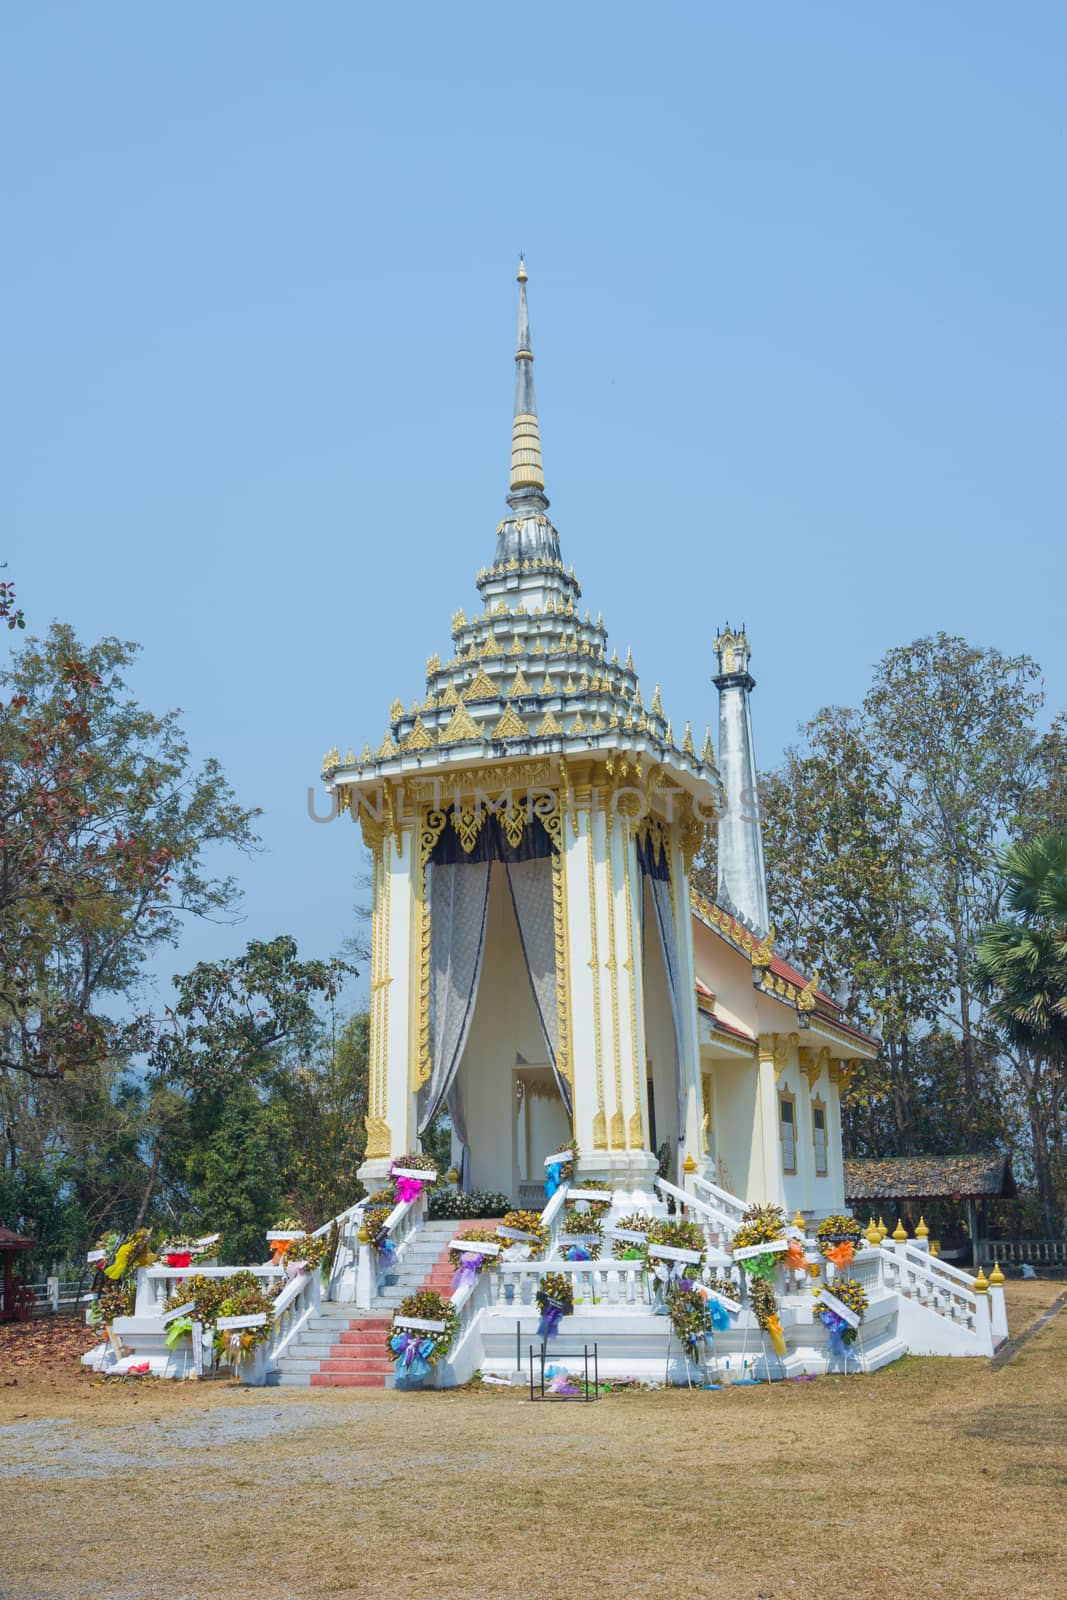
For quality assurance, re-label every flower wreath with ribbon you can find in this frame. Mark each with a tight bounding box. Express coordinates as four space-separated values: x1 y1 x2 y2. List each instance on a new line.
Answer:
816 1213 863 1271
544 1138 579 1200
566 1179 613 1218
390 1151 438 1204
731 1203 789 1281
667 1281 720 1352
748 1274 787 1358
101 1228 157 1281
157 1235 216 1270
611 1211 654 1261
560 1209 603 1261
357 1204 398 1272
814 1275 868 1360
447 1227 502 1294
498 1209 548 1260
387 1289 459 1380
536 1272 575 1341
89 1280 135 1329
268 1216 305 1264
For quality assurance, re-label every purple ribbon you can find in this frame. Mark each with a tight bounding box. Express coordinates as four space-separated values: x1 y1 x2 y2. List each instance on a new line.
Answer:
819 1307 850 1360
537 1300 566 1341
450 1252 481 1294
565 1244 591 1262
390 1330 435 1380
394 1175 424 1204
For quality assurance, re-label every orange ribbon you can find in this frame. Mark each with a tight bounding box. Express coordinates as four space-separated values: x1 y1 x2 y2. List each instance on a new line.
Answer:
824 1241 854 1270
783 1240 809 1272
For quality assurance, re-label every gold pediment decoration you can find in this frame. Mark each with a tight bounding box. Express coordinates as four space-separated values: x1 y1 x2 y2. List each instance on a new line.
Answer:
537 708 563 736
426 653 441 676
509 636 524 654
440 702 482 743
399 717 435 753
376 730 397 760
463 667 497 701
389 699 404 722
507 668 532 698
438 682 459 706
491 702 529 740
571 711 586 735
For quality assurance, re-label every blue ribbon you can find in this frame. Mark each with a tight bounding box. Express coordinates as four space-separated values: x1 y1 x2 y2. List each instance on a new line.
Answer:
565 1244 591 1262
819 1307 849 1361
390 1331 435 1380
545 1161 563 1199
537 1300 566 1341
707 1297 729 1332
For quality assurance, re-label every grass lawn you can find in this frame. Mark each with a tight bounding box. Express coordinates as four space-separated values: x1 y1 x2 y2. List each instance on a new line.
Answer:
1 1279 1065 1600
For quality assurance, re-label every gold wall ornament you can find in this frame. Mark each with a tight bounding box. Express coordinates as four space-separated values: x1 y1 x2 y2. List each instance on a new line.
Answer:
682 722 696 757
376 731 397 760
438 682 459 706
571 711 587 735
538 807 573 1096
462 667 497 701
753 926 776 967
321 746 341 774
537 708 563 737
405 759 551 801
701 727 714 764
509 636 523 655
564 675 577 694
452 611 466 636
623 824 644 1148
500 800 528 849
360 742 373 765
440 701 482 743
364 1116 392 1160
491 702 529 740
508 667 532 697
650 685 664 716
389 699 404 722
451 803 487 854
591 712 604 732
541 674 553 694
400 717 435 753
494 599 508 615
426 653 441 677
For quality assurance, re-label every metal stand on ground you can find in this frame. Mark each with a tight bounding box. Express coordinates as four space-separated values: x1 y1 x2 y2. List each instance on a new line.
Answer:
528 1341 600 1401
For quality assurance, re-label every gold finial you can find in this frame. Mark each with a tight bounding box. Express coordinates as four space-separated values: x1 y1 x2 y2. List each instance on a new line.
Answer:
973 1266 989 1294
682 721 696 757
625 646 634 671
682 1152 698 1174
389 698 404 722
877 1216 888 1241
665 719 673 746
792 1209 806 1231
517 255 528 282
865 1218 881 1247
914 1216 929 1239
988 1261 1005 1286
702 727 714 765
892 1218 908 1242
650 684 664 716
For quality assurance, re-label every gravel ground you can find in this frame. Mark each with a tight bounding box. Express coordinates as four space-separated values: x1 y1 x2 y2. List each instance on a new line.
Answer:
1 1279 1064 1600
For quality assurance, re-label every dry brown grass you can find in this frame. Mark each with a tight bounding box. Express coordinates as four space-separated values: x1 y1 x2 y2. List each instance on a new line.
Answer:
2 1279 1065 1600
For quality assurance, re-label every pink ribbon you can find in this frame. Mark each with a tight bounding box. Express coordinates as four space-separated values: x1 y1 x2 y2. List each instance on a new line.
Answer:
395 1175 424 1204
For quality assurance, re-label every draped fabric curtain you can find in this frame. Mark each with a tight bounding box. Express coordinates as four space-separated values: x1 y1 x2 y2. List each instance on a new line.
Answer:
418 860 492 1184
640 842 688 1162
506 859 572 1116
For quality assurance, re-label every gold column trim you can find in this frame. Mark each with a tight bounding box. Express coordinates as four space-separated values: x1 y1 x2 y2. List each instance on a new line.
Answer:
604 818 626 1148
412 809 448 1090
579 794 608 1150
623 821 644 1149
540 811 574 1099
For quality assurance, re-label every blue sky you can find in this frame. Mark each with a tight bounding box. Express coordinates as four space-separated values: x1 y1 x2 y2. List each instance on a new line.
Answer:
4 3 1064 1013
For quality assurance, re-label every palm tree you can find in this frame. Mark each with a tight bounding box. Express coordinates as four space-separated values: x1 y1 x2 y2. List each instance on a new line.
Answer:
974 828 1067 1230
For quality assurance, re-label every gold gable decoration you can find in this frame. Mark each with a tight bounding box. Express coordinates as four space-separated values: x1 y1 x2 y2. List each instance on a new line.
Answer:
491 702 529 740
399 717 435 753
537 708 563 736
462 667 497 701
440 702 482 744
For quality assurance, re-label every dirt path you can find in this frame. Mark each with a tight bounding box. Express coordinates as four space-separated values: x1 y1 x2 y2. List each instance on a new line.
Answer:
1 1281 1064 1600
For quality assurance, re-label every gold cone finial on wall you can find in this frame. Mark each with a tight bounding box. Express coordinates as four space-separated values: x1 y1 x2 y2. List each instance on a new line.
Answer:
511 259 545 492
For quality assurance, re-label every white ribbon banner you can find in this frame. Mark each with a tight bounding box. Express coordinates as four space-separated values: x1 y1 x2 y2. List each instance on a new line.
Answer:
448 1239 501 1257
392 1166 437 1183
161 1300 195 1326
216 1313 268 1331
266 1231 306 1242
86 1249 106 1264
609 1228 649 1244
704 1287 743 1315
544 1150 575 1168
647 1243 703 1264
393 1315 447 1333
566 1188 612 1203
733 1239 790 1263
497 1225 538 1243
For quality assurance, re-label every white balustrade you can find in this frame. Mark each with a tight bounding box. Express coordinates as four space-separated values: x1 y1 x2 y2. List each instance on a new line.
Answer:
653 1177 737 1259
135 1262 285 1317
493 1257 648 1306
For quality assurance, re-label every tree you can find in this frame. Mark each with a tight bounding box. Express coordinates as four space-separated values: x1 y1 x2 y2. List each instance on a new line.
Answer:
974 828 1067 1230
266 1011 370 1225
0 625 260 1083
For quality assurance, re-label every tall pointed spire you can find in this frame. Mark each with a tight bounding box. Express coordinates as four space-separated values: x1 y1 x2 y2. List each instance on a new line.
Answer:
712 625 770 935
510 257 545 493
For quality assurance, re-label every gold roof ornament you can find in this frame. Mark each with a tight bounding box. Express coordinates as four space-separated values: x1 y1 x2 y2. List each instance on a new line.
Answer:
973 1266 989 1294
321 745 341 773
650 685 664 717
591 712 604 731
541 674 553 694
571 710 586 735
389 698 404 722
462 666 497 701
625 646 634 671
914 1216 929 1239
892 1218 908 1242
564 675 576 694
702 727 714 765
682 721 696 756
441 702 482 743
988 1261 1005 1286
438 682 459 706
537 708 563 736
508 667 532 697
400 717 435 752
796 969 820 1012
376 730 397 760
451 608 467 633
509 636 524 654
491 702 529 740
426 653 441 677
665 719 673 745
360 742 373 764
